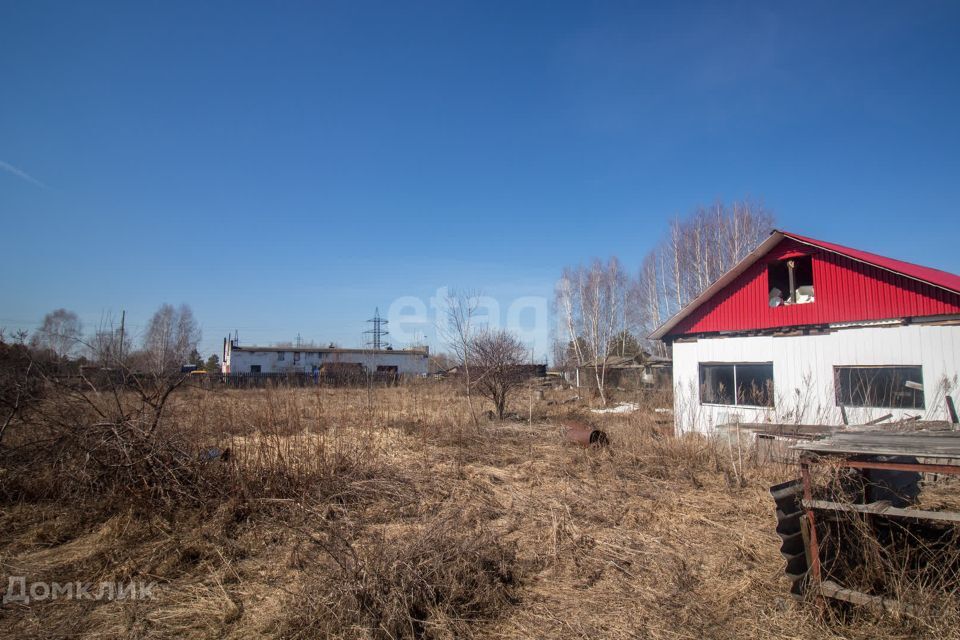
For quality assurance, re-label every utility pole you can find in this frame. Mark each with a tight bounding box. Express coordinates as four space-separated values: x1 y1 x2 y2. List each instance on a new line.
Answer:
118 310 125 365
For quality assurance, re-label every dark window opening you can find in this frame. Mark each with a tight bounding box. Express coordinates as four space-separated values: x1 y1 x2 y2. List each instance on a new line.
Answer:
835 366 924 409
294 351 301 362
699 362 774 407
376 365 398 373
277 351 285 361
249 365 261 373
768 255 814 307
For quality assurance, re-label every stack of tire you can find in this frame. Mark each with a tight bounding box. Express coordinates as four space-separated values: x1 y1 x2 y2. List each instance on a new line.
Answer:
770 479 809 597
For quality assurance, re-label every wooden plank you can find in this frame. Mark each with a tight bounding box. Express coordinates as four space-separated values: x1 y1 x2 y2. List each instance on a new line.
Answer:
796 431 960 459
819 580 912 614
803 444 960 458
834 420 953 433
832 459 960 476
740 421 949 436
739 423 836 432
756 431 820 441
803 499 960 524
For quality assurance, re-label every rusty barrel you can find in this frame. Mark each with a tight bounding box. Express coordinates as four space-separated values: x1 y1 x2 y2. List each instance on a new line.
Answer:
563 421 609 447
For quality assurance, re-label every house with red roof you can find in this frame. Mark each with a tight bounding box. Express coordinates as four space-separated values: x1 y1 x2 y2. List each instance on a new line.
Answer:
650 231 960 432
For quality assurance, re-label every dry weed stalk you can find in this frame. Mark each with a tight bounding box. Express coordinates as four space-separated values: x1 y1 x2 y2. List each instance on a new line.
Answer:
0 380 956 639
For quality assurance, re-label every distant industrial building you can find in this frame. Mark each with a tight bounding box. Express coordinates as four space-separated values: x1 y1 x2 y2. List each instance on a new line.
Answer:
222 338 429 377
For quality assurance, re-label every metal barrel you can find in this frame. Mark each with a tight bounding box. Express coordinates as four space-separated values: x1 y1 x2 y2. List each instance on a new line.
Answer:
564 421 610 448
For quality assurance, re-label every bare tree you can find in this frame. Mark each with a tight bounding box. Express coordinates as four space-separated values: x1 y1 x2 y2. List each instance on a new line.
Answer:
438 290 482 425
142 304 201 375
554 200 774 366
655 200 774 319
87 315 132 367
550 338 573 372
633 200 774 351
631 253 666 357
554 257 628 406
31 309 82 361
0 335 41 446
469 328 529 420
607 330 642 358
427 351 456 374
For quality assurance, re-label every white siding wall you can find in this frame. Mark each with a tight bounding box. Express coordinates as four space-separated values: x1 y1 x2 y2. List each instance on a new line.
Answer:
229 349 428 376
673 324 960 432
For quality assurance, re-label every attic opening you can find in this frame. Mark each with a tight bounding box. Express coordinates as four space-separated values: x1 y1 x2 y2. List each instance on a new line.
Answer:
768 255 814 307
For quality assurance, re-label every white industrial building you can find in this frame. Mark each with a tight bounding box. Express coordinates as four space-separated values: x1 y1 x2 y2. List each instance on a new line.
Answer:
650 231 960 432
222 338 429 377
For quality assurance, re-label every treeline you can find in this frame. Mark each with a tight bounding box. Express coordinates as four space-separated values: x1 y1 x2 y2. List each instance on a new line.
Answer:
554 200 774 404
1 303 211 375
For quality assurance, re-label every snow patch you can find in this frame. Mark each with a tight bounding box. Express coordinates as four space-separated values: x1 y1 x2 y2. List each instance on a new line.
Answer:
590 402 639 414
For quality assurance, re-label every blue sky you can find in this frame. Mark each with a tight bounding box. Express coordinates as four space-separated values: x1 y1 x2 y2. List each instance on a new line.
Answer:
2 1 959 360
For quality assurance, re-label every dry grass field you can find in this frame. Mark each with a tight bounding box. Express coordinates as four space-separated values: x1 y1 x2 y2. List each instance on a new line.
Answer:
0 382 957 639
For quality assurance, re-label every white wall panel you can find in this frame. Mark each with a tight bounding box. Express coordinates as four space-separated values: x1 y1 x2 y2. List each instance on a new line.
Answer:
673 324 960 432
228 349 428 376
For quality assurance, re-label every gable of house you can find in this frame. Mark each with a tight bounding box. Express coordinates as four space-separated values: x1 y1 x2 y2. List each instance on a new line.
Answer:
654 232 960 340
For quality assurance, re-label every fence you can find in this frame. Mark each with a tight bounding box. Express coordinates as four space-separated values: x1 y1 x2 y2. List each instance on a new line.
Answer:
197 371 406 389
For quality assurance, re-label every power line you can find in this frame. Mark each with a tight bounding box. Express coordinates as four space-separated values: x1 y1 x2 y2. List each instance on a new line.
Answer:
363 307 390 350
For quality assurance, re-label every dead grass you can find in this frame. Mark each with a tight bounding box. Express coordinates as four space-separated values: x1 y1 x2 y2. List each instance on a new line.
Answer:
0 382 957 639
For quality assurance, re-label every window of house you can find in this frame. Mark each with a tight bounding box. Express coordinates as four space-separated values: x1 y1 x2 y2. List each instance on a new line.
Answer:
294 351 301 362
250 365 261 373
768 255 814 307
835 366 924 409
277 351 285 361
699 363 774 407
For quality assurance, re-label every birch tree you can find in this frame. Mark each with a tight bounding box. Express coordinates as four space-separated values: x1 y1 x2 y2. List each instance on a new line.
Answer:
554 199 774 360
142 304 201 375
632 253 665 356
554 257 628 406
644 200 775 339
31 309 82 361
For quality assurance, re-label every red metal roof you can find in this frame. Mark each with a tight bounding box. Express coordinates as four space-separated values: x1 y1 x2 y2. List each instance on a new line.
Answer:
650 230 960 340
781 231 960 294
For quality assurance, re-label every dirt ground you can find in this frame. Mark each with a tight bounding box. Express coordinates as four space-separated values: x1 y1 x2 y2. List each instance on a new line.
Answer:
0 384 956 639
